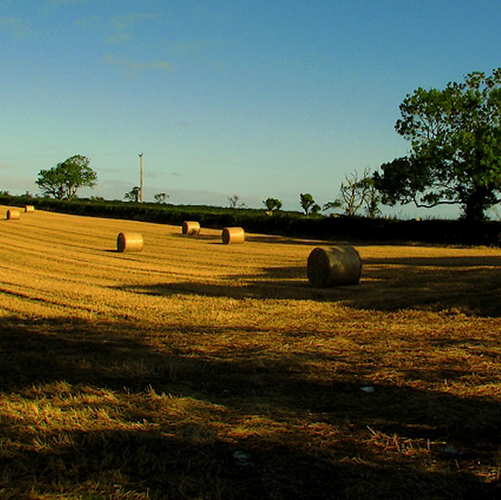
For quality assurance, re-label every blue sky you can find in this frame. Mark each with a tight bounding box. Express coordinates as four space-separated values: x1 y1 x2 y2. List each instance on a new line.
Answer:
1 0 500 216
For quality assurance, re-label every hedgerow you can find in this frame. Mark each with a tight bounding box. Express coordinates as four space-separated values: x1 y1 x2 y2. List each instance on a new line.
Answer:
1 195 500 246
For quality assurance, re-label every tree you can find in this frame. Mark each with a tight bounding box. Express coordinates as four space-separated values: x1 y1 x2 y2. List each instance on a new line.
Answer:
263 198 282 212
364 177 382 218
124 186 141 202
228 194 246 209
154 193 168 204
36 155 97 200
300 193 320 216
324 168 380 217
374 68 501 221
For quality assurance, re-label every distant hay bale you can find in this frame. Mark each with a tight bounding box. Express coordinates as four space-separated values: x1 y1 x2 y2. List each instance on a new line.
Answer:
307 246 362 287
222 227 245 244
24 205 35 213
6 209 20 220
182 221 200 236
117 232 143 252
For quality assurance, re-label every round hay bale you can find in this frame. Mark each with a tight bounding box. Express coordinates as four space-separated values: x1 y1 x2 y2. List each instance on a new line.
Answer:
222 227 245 244
6 209 21 220
24 205 35 213
182 221 200 236
307 246 362 287
117 232 143 253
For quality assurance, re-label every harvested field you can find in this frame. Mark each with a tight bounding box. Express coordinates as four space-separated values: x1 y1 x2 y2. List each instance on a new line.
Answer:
1 204 501 499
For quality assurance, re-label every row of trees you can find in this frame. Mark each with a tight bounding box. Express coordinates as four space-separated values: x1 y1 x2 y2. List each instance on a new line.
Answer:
264 178 379 217
35 158 169 204
35 68 501 221
124 187 168 204
34 157 377 217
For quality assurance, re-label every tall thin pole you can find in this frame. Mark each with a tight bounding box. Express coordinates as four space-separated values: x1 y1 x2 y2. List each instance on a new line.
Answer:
139 153 144 203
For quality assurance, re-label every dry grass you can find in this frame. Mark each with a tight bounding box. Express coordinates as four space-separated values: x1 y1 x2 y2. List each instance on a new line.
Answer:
1 205 501 499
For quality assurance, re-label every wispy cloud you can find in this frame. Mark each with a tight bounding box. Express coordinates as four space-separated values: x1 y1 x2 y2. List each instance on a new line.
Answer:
105 55 174 77
0 16 31 38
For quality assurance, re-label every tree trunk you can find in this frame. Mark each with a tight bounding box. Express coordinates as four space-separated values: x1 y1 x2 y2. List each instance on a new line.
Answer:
462 186 490 221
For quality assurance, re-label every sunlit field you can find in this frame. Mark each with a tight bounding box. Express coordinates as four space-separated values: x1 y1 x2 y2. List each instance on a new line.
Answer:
1 205 501 499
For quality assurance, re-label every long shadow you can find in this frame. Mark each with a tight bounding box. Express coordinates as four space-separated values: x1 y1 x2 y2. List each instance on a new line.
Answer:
357 255 501 317
245 234 344 246
363 255 501 267
115 253 501 317
173 232 351 246
172 232 221 242
0 315 500 498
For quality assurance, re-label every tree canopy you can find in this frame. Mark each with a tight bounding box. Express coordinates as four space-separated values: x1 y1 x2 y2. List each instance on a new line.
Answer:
124 186 141 202
300 193 320 216
374 68 501 220
154 193 168 204
36 155 97 200
263 198 282 212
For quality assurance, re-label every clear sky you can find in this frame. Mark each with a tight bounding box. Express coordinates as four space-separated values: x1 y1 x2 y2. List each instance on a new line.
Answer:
1 0 500 216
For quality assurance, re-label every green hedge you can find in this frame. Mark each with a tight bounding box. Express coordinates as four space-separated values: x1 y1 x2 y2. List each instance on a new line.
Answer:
1 195 500 246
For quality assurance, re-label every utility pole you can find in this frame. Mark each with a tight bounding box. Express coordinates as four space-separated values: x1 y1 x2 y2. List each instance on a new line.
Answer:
139 153 144 203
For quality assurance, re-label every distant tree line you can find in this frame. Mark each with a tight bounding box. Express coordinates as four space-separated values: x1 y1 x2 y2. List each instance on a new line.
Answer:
31 69 501 221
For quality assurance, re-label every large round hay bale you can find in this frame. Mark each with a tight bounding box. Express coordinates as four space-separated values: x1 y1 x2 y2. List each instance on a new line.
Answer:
182 221 200 236
6 209 20 220
24 205 35 213
222 227 245 244
307 246 362 287
117 232 143 252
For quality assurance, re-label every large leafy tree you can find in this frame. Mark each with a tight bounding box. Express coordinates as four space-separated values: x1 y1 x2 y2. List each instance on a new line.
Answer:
375 69 501 221
37 155 97 200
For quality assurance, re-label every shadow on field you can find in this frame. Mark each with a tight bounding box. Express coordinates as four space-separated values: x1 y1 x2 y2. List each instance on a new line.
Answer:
117 253 501 317
173 233 221 242
0 315 500 498
245 235 336 246
358 255 501 317
173 233 334 246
